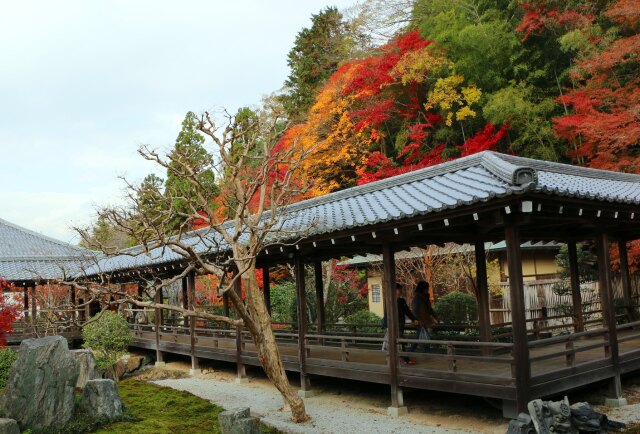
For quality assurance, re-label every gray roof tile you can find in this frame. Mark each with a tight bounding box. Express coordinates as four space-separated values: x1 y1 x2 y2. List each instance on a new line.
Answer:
82 151 640 276
0 218 95 281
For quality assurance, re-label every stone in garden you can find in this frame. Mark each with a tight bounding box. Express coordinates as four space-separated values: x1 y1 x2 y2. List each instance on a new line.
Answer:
81 379 124 421
505 413 534 434
0 335 79 431
0 419 19 434
72 348 99 389
218 407 261 434
126 354 144 372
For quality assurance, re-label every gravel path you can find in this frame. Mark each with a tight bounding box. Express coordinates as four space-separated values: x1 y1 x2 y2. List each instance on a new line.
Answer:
155 376 481 434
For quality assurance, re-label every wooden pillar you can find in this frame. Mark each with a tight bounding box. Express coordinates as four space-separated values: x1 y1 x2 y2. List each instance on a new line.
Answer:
618 240 636 322
158 286 164 326
182 276 189 327
294 253 310 393
30 286 38 320
568 242 585 332
474 240 492 350
382 243 405 414
84 289 91 322
262 267 271 315
187 271 199 373
233 270 246 381
23 287 29 319
314 261 325 334
223 293 230 319
154 287 164 365
505 223 531 414
596 233 622 398
69 285 77 325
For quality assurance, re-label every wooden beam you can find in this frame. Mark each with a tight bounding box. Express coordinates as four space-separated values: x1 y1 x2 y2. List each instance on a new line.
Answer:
568 242 584 332
382 242 402 409
474 240 492 350
295 253 310 391
262 267 271 315
618 240 636 322
314 261 325 334
504 223 531 413
596 233 622 398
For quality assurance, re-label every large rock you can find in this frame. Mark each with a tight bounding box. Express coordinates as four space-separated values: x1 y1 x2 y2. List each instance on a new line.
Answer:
0 336 79 431
81 379 123 421
0 419 19 434
218 407 260 434
72 349 100 390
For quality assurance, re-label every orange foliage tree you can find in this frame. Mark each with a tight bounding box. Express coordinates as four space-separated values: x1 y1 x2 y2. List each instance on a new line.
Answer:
281 30 509 191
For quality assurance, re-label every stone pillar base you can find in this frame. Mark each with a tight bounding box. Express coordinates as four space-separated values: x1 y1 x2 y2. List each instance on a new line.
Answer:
605 397 628 408
154 361 166 367
189 368 201 376
387 406 408 417
298 389 315 398
235 377 249 384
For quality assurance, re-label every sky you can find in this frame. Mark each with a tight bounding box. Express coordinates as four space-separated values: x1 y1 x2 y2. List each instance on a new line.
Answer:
0 0 356 244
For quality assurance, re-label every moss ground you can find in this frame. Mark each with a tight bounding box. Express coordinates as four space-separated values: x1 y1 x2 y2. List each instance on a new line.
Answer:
97 378 280 434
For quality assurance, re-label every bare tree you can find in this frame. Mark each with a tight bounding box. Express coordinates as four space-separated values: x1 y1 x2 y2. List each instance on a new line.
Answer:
76 105 314 422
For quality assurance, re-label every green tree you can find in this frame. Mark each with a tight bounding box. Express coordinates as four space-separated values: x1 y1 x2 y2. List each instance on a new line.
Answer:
82 311 133 380
411 0 570 160
165 111 219 232
79 215 134 251
280 7 353 121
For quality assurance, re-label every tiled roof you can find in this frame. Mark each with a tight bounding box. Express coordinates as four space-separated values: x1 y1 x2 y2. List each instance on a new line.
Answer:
0 218 93 281
83 151 640 276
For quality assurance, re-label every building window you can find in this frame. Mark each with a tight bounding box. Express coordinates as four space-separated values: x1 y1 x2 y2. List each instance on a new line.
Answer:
371 283 381 303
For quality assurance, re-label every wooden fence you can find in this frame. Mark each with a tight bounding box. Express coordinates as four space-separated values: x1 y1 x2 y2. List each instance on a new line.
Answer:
491 274 640 330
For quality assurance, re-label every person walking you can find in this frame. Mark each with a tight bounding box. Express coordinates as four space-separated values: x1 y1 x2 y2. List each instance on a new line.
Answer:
411 280 438 352
383 283 418 364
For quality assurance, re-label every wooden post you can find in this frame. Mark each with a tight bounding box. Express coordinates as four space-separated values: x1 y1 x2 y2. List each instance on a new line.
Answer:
23 287 29 319
382 242 405 415
475 240 492 352
262 267 271 315
233 269 246 381
223 293 230 319
314 261 325 335
182 276 189 327
84 289 90 321
618 240 636 322
294 253 311 394
70 285 76 323
568 242 584 332
187 271 199 373
596 233 622 399
158 286 164 327
31 285 37 320
154 288 164 365
505 223 531 414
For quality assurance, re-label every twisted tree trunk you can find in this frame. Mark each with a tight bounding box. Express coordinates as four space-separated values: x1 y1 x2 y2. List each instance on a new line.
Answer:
234 261 308 423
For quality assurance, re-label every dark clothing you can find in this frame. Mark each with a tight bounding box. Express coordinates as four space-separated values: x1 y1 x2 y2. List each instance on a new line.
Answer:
382 296 417 331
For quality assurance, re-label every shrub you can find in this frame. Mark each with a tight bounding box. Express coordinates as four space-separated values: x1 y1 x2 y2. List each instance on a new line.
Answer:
0 347 17 388
344 310 382 333
82 311 132 379
434 291 478 324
